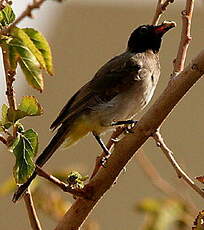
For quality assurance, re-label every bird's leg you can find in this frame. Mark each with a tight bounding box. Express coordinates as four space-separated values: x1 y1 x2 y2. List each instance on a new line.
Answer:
111 120 138 133
93 133 112 166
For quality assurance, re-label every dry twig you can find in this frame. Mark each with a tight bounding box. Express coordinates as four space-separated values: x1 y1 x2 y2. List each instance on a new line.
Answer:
152 131 204 199
0 0 47 35
152 0 175 25
23 189 42 230
173 0 194 76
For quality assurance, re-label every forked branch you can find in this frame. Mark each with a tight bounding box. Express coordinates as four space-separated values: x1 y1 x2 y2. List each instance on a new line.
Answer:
152 0 175 25
54 49 204 230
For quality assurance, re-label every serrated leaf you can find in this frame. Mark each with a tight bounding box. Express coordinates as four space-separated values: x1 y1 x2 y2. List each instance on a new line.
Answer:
10 129 38 184
10 27 46 70
0 5 15 27
9 38 44 91
8 96 43 122
23 28 53 75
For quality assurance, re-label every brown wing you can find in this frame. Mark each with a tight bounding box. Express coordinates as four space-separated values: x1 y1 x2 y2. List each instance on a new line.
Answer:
50 52 145 130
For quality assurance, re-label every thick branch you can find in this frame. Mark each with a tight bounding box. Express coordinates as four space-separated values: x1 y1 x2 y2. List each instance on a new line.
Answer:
173 0 194 75
152 131 204 199
152 0 174 25
54 50 204 230
23 189 42 230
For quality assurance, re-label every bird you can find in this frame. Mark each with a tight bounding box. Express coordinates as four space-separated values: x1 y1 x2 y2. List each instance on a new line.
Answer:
12 21 176 202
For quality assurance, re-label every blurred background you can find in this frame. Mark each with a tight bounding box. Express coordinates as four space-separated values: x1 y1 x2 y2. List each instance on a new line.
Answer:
0 0 204 229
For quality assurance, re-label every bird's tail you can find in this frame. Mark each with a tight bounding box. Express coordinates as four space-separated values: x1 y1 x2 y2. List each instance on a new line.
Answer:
12 117 90 202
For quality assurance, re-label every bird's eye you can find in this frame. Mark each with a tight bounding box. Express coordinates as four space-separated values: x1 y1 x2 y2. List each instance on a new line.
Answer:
140 26 148 34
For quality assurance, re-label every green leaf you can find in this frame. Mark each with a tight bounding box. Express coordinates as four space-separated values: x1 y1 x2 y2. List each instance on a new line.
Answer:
23 28 53 75
10 27 46 70
7 96 43 122
9 38 44 91
18 96 43 116
1 104 9 124
10 129 38 184
67 171 88 189
0 5 15 27
0 104 12 129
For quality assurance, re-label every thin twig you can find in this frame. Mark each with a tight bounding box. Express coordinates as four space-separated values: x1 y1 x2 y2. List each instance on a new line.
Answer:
0 0 46 35
152 0 174 25
152 131 204 200
2 46 16 110
173 0 194 76
23 188 42 230
36 166 88 199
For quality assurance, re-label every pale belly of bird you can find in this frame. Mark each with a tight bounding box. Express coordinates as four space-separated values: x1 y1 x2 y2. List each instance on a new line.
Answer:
89 78 157 135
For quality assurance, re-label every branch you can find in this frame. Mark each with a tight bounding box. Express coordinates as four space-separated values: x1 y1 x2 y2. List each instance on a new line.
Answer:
173 0 194 76
2 46 16 110
152 0 174 25
152 131 204 199
36 166 88 199
0 0 47 35
54 50 204 230
23 189 42 230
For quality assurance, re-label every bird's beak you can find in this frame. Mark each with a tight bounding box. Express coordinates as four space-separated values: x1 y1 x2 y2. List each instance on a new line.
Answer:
154 21 176 36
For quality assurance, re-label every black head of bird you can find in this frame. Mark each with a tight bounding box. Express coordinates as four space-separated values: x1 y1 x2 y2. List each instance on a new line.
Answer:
127 21 176 54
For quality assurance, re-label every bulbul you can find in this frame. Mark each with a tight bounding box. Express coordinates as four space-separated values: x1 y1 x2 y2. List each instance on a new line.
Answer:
13 21 175 202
